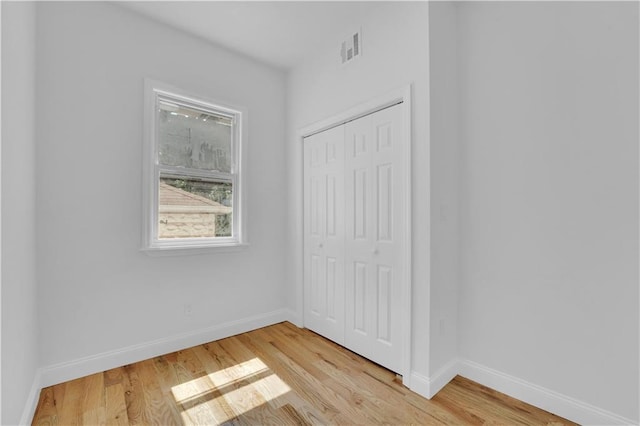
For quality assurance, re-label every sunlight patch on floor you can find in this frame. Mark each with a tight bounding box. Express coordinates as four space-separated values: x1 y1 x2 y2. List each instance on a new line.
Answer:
172 357 292 424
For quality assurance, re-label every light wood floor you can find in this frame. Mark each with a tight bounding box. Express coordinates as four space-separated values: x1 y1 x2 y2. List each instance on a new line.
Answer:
33 322 575 425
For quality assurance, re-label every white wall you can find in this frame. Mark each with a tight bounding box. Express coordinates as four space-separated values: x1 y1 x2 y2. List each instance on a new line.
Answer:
456 2 639 422
286 2 452 385
1 2 39 424
428 1 460 376
36 2 288 371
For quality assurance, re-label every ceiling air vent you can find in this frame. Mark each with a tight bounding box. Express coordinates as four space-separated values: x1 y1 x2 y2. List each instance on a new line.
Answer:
340 30 362 65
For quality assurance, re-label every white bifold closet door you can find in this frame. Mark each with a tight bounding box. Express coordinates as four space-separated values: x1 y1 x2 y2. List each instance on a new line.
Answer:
303 103 405 373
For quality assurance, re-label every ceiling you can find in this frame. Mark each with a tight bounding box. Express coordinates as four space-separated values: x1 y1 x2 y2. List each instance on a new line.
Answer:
118 1 385 70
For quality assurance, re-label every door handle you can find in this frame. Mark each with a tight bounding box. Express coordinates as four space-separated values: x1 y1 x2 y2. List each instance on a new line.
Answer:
318 242 324 248
372 247 379 255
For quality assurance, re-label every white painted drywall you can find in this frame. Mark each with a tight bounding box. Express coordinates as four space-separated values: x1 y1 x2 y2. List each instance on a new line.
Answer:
428 1 460 375
286 2 446 381
456 2 639 421
1 2 39 424
35 2 288 369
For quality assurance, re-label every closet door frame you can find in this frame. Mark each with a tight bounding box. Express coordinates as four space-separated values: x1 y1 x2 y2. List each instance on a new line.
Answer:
298 85 413 384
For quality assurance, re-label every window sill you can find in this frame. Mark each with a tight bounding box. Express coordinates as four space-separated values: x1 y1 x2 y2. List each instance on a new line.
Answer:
141 242 249 257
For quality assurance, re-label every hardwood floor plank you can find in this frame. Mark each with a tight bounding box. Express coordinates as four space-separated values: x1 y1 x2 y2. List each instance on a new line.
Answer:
57 378 91 426
216 333 329 424
189 345 244 423
32 387 58 426
200 340 275 422
162 358 211 425
218 336 330 425
277 403 313 426
148 355 191 424
105 383 129 426
175 348 208 378
103 367 125 388
237 328 360 424
264 327 332 383
81 372 105 423
275 392 328 425
212 336 292 409
50 382 67 423
122 365 145 425
456 376 563 424
141 358 182 425
32 322 577 426
81 407 106 426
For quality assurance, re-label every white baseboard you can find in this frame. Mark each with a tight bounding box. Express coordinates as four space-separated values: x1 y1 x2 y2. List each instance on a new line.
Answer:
19 370 41 426
284 308 303 328
410 358 636 426
39 308 290 389
408 358 459 400
426 358 460 398
458 359 637 426
408 370 430 398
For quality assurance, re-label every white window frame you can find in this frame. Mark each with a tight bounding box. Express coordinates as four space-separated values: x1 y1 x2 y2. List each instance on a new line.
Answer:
142 79 247 255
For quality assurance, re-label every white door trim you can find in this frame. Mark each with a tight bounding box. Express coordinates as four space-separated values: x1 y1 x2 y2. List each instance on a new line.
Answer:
298 84 413 384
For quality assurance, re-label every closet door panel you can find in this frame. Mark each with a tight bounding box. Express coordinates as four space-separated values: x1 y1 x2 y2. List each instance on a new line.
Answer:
345 104 404 373
303 126 345 345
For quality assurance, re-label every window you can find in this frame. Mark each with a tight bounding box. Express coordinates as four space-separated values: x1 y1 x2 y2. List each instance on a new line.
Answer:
142 80 246 254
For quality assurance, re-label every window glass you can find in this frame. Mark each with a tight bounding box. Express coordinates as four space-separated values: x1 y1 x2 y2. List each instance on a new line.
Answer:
158 176 233 239
157 100 233 173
